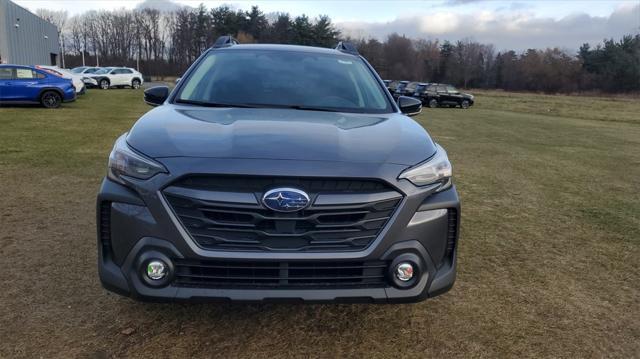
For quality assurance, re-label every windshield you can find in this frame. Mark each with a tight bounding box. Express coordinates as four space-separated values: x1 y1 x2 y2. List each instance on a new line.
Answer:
176 49 392 113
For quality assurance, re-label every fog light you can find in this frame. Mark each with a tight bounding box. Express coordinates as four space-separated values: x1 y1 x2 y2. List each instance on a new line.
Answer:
395 262 414 282
146 260 167 280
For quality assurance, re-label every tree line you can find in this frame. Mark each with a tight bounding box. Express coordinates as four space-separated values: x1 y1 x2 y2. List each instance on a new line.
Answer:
37 5 639 93
355 34 639 93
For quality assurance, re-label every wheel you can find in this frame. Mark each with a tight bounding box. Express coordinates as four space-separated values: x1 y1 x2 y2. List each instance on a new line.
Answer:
460 100 470 109
99 79 109 90
428 99 438 108
131 79 141 89
40 91 62 108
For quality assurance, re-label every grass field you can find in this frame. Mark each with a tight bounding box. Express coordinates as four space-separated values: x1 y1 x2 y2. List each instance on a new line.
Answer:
1 89 639 358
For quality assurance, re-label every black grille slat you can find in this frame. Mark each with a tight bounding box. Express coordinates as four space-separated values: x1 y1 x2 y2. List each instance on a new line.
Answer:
164 176 402 252
445 208 458 258
176 175 389 193
99 202 113 260
173 259 389 289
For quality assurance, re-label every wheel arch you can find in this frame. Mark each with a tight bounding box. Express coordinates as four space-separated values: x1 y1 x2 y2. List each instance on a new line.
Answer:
38 87 64 99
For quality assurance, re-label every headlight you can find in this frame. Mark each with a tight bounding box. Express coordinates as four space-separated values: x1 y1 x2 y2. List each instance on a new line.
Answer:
107 134 167 184
398 143 452 191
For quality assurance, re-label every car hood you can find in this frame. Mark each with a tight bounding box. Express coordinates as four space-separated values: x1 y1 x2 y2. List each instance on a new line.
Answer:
126 105 436 165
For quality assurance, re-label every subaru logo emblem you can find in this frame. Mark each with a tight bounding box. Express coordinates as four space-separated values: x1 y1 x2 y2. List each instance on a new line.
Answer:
262 188 310 212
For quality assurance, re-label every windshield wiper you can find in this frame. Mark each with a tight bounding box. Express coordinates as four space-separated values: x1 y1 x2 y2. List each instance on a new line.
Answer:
175 99 258 108
244 103 342 113
284 105 343 113
175 100 344 112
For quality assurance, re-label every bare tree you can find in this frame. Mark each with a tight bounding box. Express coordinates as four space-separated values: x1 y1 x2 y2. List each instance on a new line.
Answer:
35 9 68 67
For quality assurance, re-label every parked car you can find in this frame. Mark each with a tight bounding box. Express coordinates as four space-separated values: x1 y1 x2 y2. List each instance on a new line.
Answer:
87 67 144 90
416 83 474 109
388 80 410 98
96 37 459 304
71 66 101 75
70 66 100 87
402 82 423 97
36 65 86 95
0 64 75 108
383 79 391 90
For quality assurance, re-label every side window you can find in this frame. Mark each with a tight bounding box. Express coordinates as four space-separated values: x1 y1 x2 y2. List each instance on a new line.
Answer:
111 69 121 74
0 68 13 79
122 69 133 74
36 72 46 79
437 86 446 92
446 86 457 93
15 68 36 79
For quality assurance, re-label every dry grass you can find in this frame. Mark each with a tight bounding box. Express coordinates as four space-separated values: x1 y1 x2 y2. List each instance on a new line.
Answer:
0 89 639 358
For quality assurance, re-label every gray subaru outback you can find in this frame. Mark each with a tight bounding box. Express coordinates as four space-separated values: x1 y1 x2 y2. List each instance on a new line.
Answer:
96 37 460 303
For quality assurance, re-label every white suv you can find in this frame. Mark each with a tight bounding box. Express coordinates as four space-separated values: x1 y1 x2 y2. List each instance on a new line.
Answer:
89 67 144 90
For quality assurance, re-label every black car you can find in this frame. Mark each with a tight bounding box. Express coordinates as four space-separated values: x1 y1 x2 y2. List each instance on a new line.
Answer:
415 83 474 109
403 82 424 97
387 80 409 98
97 37 460 303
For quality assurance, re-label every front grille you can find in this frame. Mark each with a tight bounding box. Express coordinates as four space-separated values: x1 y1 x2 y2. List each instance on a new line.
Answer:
163 175 403 252
173 259 389 289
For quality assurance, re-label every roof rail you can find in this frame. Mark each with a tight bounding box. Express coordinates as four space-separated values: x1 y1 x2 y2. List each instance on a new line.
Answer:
212 35 239 48
335 41 359 55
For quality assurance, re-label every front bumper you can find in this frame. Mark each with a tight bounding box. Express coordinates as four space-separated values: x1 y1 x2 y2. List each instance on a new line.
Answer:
97 158 460 303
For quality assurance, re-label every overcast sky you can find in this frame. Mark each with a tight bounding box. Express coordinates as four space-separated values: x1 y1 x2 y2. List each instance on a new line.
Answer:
13 0 640 51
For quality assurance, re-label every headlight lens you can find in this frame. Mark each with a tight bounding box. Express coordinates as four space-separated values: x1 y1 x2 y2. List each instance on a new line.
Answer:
398 144 452 190
107 134 167 184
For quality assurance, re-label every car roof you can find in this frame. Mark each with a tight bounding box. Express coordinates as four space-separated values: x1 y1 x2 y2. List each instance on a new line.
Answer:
0 64 35 69
214 43 357 57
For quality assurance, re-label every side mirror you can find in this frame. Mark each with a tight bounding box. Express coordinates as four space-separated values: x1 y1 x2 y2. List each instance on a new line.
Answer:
144 86 169 106
398 96 422 116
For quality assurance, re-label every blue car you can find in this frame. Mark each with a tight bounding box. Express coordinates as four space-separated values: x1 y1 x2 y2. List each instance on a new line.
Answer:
0 64 76 108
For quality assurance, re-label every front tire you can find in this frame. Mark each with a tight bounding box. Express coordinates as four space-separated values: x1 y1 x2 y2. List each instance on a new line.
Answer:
99 79 109 90
132 79 141 89
428 99 438 108
40 91 62 108
460 100 470 109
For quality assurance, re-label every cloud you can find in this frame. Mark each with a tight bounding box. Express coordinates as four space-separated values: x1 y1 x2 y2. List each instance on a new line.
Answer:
444 0 486 5
136 0 186 12
338 3 640 51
